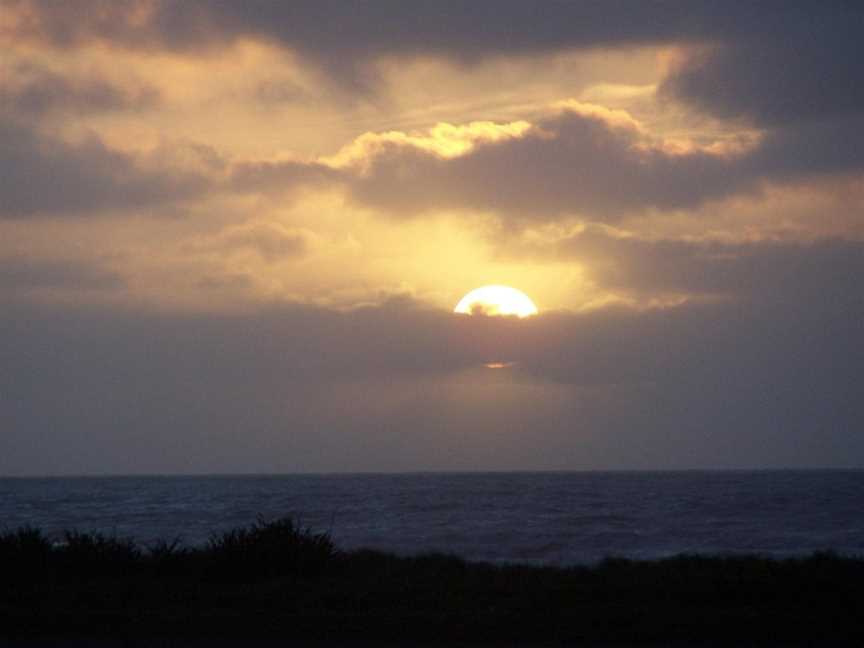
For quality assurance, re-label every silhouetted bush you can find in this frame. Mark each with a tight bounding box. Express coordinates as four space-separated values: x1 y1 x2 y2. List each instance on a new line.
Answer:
146 536 185 560
1 517 863 645
0 526 52 578
206 516 336 582
48 531 138 585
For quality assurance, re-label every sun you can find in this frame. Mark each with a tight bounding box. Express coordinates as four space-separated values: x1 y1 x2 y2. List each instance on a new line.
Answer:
454 285 539 318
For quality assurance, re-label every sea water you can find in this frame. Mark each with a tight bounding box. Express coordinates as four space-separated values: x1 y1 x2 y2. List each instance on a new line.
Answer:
1 471 862 565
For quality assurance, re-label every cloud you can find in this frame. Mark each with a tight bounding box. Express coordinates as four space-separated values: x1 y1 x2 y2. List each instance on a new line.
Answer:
0 255 123 295
254 78 308 105
7 2 860 93
1 233 861 474
4 100 852 229
0 119 210 219
329 102 863 222
341 108 750 221
5 3 861 227
542 230 864 301
4 100 856 227
658 10 864 180
193 222 308 263
1 60 159 118
2 2 862 476
0 1 694 55
661 35 864 127
195 272 257 292
229 158 339 196
742 114 864 181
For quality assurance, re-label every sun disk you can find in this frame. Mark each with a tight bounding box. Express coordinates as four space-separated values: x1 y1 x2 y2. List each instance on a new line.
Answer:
454 285 538 318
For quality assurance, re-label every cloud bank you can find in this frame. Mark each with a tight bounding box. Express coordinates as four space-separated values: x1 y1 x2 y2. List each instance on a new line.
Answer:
2 2 863 473
2 235 861 474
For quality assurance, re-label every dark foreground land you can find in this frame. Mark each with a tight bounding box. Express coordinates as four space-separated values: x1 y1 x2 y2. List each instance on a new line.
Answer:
2 518 863 646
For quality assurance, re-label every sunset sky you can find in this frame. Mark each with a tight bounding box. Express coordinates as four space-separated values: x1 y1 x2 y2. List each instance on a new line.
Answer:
2 1 862 475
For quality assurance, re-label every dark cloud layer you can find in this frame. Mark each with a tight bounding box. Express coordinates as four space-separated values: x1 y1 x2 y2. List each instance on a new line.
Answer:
342 107 864 222
9 1 863 108
744 114 864 181
548 232 864 301
2 237 861 474
8 2 855 66
346 110 748 220
661 27 864 127
0 1 712 54
656 6 864 187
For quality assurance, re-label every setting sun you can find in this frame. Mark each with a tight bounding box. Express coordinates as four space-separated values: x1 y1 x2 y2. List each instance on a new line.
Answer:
454 285 539 318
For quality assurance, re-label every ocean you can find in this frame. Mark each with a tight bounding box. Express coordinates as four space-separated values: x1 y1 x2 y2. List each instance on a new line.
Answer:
1 471 862 565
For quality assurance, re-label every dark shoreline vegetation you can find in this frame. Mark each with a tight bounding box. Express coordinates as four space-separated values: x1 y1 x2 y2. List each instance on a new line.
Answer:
2 518 863 645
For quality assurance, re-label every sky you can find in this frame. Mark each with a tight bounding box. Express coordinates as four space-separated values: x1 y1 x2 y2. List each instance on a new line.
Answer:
2 1 862 475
